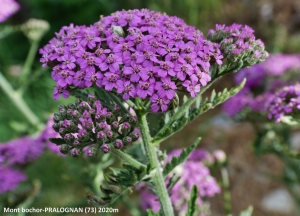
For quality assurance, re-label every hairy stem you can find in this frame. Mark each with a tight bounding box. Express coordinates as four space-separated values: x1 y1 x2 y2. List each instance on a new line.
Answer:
109 146 147 171
0 72 43 130
137 111 174 216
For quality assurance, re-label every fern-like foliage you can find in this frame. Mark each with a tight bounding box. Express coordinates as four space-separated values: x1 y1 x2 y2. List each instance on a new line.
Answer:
86 163 146 207
185 185 198 216
163 137 201 177
153 79 246 143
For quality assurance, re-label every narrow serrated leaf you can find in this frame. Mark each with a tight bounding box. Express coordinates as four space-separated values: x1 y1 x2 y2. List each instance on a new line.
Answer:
49 138 65 145
185 185 198 216
163 137 201 177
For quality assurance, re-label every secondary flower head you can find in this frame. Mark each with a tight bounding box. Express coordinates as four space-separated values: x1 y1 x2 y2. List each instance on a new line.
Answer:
208 24 268 68
223 54 300 122
265 84 300 122
40 9 222 112
0 0 19 23
50 94 139 157
138 149 220 215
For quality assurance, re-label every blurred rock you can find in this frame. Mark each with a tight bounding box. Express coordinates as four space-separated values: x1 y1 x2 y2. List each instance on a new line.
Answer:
261 188 296 214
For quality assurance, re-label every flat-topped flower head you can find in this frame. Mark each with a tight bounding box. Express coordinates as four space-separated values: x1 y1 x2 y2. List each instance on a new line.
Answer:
40 9 223 112
49 94 139 157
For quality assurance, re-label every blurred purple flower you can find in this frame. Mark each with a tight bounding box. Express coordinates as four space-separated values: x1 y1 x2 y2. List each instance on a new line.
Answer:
0 0 19 23
138 149 220 215
0 166 26 194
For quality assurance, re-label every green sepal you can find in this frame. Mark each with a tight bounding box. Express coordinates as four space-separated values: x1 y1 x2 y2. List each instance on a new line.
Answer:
49 138 65 145
185 185 198 216
163 137 201 177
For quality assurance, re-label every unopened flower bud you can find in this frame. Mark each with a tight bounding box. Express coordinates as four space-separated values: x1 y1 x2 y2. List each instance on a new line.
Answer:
123 136 132 146
78 102 89 113
121 122 131 135
52 123 60 132
59 128 66 136
75 98 82 106
70 148 81 157
101 144 110 153
59 144 70 154
85 147 98 157
115 139 123 149
106 131 114 141
129 130 140 142
53 112 62 123
67 103 76 110
111 121 119 132
96 122 107 132
73 139 80 146
106 112 116 124
97 131 107 143
64 133 75 144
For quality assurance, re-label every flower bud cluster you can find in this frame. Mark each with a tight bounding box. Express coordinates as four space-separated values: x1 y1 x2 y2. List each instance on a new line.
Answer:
21 18 50 41
208 24 268 67
52 94 139 157
40 9 222 112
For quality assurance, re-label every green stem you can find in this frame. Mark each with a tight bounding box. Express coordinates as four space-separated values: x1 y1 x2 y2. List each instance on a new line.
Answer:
19 40 40 85
137 111 174 216
221 167 232 216
0 72 43 130
110 146 147 171
17 67 46 96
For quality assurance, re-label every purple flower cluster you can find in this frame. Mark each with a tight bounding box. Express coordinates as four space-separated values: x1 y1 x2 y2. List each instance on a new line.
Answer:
138 149 220 215
0 0 19 23
265 84 300 122
208 24 268 66
223 54 300 122
51 94 140 157
0 166 26 194
0 136 44 194
0 136 44 166
40 9 222 112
